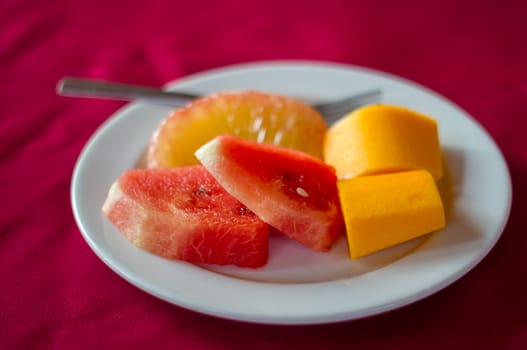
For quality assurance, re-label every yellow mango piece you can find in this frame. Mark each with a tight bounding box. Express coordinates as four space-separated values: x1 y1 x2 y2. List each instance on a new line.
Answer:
337 170 445 258
324 104 443 181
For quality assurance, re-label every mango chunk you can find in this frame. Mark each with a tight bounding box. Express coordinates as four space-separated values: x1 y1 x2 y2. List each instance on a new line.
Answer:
324 104 443 181
337 170 445 258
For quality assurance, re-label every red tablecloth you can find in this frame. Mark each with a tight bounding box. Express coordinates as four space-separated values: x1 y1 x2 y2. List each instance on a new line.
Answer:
2 0 526 348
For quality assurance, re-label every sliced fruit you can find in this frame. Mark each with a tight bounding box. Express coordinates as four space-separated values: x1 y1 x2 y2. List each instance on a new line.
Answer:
195 134 343 252
102 166 269 268
324 104 443 181
337 170 445 258
147 90 327 168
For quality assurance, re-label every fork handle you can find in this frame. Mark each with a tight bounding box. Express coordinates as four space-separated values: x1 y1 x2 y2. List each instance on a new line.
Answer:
56 77 199 105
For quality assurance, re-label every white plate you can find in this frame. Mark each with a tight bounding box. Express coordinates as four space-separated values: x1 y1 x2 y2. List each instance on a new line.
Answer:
71 61 512 324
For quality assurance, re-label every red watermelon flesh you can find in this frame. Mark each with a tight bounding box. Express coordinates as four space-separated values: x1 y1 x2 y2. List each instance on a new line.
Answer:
102 166 269 268
195 134 343 252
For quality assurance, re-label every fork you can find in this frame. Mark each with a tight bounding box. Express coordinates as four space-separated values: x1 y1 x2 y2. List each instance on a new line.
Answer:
57 77 381 124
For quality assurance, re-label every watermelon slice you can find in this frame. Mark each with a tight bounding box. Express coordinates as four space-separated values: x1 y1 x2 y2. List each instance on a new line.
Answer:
195 134 343 252
102 166 269 268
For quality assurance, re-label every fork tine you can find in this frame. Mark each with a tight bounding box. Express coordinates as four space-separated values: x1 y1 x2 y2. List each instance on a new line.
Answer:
317 97 378 119
317 92 380 115
314 89 381 112
314 89 381 124
320 98 379 125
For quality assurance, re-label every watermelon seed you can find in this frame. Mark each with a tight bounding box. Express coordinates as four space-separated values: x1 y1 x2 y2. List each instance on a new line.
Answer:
296 187 309 197
196 186 210 196
238 206 250 215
